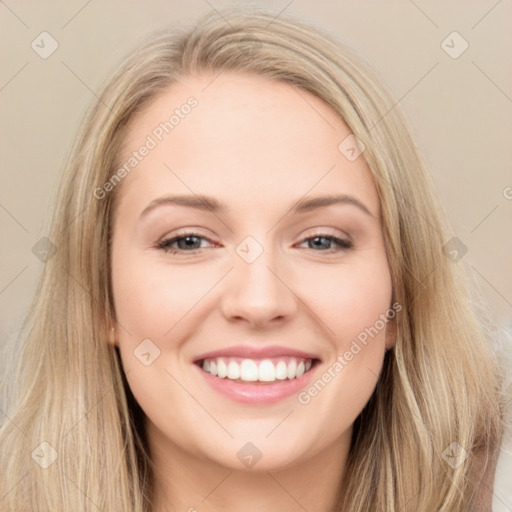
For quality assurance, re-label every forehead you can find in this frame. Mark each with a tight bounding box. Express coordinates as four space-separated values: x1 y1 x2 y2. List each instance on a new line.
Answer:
115 72 379 219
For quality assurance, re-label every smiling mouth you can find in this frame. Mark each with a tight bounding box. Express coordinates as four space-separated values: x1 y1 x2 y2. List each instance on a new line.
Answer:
196 356 319 384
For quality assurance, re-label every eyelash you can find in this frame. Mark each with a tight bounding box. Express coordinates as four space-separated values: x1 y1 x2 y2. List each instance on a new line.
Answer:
156 231 353 255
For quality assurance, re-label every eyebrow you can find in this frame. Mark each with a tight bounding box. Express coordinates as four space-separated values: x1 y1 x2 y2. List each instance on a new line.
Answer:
140 193 374 218
293 195 373 217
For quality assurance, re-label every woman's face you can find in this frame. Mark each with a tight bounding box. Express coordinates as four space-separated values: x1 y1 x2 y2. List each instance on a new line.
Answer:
111 73 394 471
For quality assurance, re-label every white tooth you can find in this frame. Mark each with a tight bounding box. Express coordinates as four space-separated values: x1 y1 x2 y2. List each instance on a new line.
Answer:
275 361 288 380
240 359 259 381
227 360 241 379
305 360 312 371
259 359 276 382
296 361 305 378
209 360 218 376
217 358 227 378
287 359 297 379
202 360 210 372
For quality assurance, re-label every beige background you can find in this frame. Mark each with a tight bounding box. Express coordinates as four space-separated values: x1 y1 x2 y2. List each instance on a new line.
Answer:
0 0 511 507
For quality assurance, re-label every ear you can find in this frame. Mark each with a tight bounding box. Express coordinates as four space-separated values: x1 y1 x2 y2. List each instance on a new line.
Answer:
107 324 118 347
385 316 397 350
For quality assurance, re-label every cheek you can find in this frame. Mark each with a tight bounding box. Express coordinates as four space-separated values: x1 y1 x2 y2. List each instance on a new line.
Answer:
294 254 392 406
298 256 393 346
111 248 216 337
110 247 208 447
293 255 392 432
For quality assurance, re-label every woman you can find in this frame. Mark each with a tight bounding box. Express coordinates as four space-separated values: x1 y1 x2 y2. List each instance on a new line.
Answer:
0 8 505 511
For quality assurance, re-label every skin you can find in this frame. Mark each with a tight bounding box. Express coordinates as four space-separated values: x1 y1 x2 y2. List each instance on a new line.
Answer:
110 72 395 512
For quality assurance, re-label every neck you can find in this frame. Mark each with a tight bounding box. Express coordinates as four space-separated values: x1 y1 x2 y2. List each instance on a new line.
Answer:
147 422 351 512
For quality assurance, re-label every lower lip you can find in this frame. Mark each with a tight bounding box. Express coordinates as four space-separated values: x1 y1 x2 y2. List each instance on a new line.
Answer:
194 363 318 404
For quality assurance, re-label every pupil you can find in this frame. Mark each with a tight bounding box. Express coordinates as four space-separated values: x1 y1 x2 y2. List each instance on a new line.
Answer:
311 236 329 249
179 236 200 249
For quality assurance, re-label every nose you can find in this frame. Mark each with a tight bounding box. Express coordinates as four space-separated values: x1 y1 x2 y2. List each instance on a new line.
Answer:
220 246 298 328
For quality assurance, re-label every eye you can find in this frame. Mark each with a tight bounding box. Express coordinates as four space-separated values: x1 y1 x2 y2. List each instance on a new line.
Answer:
297 234 352 253
157 232 216 254
156 232 352 255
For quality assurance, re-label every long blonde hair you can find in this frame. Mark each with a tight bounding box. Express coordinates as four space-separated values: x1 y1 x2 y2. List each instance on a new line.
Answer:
0 8 504 511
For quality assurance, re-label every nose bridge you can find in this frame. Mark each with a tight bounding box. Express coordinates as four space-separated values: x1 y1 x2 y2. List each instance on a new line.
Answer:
220 236 296 324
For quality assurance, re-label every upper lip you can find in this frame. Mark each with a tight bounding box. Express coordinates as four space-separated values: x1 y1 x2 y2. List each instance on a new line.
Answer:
193 345 321 363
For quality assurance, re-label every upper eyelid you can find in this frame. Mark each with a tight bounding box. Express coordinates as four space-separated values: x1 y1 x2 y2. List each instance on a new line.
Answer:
159 225 349 241
159 230 348 241
157 231 215 247
157 229 214 243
